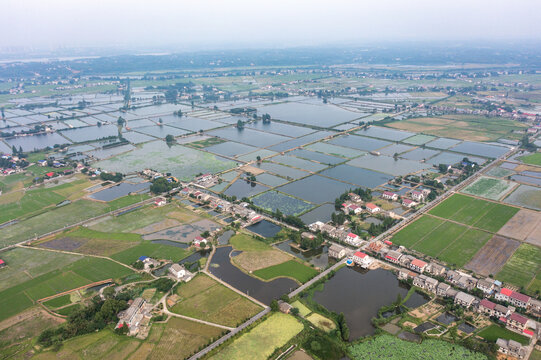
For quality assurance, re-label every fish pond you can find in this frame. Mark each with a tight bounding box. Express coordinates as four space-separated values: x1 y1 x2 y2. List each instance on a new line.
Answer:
245 219 282 238
252 191 314 216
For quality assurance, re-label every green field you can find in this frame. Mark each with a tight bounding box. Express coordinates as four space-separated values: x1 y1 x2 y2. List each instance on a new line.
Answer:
519 152 541 166
171 274 262 327
0 187 65 223
0 255 133 322
496 243 541 291
412 221 467 256
349 335 486 360
429 194 518 232
291 300 311 317
110 242 192 265
43 293 72 309
306 312 336 332
437 229 492 267
477 325 530 345
392 216 445 248
212 313 303 360
230 233 272 251
253 259 318 283
461 177 516 200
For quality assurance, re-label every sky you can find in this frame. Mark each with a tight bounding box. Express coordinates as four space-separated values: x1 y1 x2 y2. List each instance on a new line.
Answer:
0 0 540 51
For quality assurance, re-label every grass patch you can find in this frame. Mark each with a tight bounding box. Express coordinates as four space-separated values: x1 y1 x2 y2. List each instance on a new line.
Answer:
110 242 191 265
519 152 541 166
212 312 303 360
496 243 541 290
253 259 318 284
171 274 262 327
477 325 530 345
43 294 72 309
306 312 336 332
230 233 272 251
291 300 311 317
0 186 65 223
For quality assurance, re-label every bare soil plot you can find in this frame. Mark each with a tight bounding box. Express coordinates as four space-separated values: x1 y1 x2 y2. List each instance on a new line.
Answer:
142 219 220 243
133 219 180 235
525 221 541 247
497 209 541 241
465 235 520 276
232 250 291 272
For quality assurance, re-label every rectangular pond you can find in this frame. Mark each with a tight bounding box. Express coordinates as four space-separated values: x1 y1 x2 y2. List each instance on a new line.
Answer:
277 175 354 204
347 154 431 176
261 102 361 127
88 182 150 201
288 148 345 165
320 164 393 188
328 134 391 152
223 179 269 198
252 191 314 216
356 126 414 141
208 127 290 148
245 219 282 238
4 132 71 152
450 141 508 158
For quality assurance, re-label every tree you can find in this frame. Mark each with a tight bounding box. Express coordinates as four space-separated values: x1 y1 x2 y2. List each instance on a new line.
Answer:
256 155 261 162
236 119 244 130
158 118 163 125
117 117 125 126
165 134 175 143
132 261 144 270
165 89 178 103
103 286 115 299
270 300 279 312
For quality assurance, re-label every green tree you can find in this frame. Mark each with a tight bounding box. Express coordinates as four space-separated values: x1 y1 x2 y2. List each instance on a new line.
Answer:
270 300 279 312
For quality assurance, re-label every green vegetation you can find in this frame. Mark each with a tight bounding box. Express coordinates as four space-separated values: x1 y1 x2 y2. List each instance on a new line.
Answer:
477 325 530 345
392 216 444 248
43 294 72 309
171 274 262 327
186 137 226 149
306 312 336 332
461 177 516 200
0 187 65 223
111 242 192 265
437 229 492 267
429 193 518 232
252 191 313 216
253 259 318 283
519 152 541 166
291 300 311 317
349 335 487 360
230 233 271 251
212 313 303 359
496 243 541 291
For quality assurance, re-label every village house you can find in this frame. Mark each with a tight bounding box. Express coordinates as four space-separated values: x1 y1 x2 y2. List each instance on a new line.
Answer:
505 312 529 332
348 193 361 202
409 258 428 273
116 297 151 336
496 338 527 359
352 251 373 268
398 269 410 281
328 244 347 259
138 256 160 272
382 191 398 201
454 292 476 308
402 198 417 208
411 190 425 202
345 232 361 246
399 254 415 267
154 197 166 207
456 275 478 291
365 203 381 214
413 274 439 293
169 264 194 281
478 299 497 316
446 270 460 283
0 259 5 268
426 262 446 276
446 287 459 299
197 173 213 182
476 278 495 294
509 291 531 309
193 236 207 248
308 221 325 232
437 283 451 297
494 304 511 318
278 300 293 314
385 250 403 264
342 202 362 214
528 298 541 316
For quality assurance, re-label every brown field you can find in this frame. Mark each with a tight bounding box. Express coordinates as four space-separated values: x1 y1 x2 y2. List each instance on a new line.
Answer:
415 117 455 126
497 209 541 241
133 219 180 235
525 221 541 247
465 235 520 276
240 165 266 175
39 236 137 256
232 249 291 272
289 350 314 360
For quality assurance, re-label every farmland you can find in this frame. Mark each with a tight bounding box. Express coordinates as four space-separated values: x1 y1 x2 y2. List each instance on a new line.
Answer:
252 191 314 216
211 313 303 360
497 209 541 242
349 335 486 360
477 325 530 345
230 233 291 272
170 274 262 327
111 242 192 265
465 236 521 276
519 152 541 166
253 259 318 284
496 243 541 292
461 176 516 200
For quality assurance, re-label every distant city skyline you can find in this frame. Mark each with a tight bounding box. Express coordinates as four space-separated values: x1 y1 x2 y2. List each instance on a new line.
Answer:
0 0 539 51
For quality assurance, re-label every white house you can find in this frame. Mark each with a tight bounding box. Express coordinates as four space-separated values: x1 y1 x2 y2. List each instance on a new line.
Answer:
365 203 381 214
345 232 361 245
154 197 166 207
352 251 373 268
411 191 425 202
382 191 398 201
193 236 207 247
169 264 194 281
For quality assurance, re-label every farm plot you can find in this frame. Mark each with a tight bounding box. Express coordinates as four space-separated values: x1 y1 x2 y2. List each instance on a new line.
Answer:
503 184 541 211
110 242 191 265
497 209 541 242
478 325 530 345
0 186 65 224
428 194 518 232
212 313 303 360
252 191 314 216
171 274 262 327
391 216 445 248
253 259 318 284
412 221 468 258
142 219 220 243
519 152 541 166
464 235 521 276
496 243 541 291
461 176 517 201
230 233 291 272
437 229 492 268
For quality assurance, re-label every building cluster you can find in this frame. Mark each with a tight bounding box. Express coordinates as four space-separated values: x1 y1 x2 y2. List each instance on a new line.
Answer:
496 338 527 359
116 297 153 338
137 256 160 272
308 221 362 246
381 244 540 339
0 154 22 176
194 173 219 188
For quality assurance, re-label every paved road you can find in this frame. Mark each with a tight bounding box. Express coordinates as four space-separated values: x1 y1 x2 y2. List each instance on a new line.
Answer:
187 307 270 360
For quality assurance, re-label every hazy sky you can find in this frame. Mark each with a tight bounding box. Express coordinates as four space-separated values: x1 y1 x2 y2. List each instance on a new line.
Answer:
1 0 540 50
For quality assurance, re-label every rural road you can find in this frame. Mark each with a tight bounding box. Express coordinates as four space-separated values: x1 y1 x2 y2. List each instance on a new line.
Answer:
161 297 234 331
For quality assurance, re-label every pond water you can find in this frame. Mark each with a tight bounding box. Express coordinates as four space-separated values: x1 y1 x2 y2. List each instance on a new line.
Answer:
426 151 486 166
208 127 290 148
4 132 71 152
89 182 150 201
512 174 541 186
400 148 440 161
288 148 345 165
379 143 415 156
311 267 427 339
135 124 189 138
217 230 235 245
436 312 457 325
60 124 118 142
121 131 156 144
256 162 309 180
209 246 297 305
165 116 223 132
245 219 282 238
246 121 315 138
503 184 541 210
320 164 393 188
450 141 508 158
205 141 257 158
274 240 331 269
458 322 476 334
277 175 353 204
306 142 365 159
223 179 269 199
252 190 314 216
255 173 289 187
356 126 414 141
262 102 360 128
299 203 337 225
267 131 335 153
328 134 391 152
426 137 462 149
347 154 430 176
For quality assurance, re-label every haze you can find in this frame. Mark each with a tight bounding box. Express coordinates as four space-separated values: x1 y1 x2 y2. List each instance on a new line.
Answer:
1 0 540 50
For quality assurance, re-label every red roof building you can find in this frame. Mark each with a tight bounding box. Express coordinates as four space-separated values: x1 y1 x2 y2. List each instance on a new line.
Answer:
0 259 5 266
500 288 513 297
45 172 54 177
354 251 367 259
509 312 528 326
480 298 496 310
